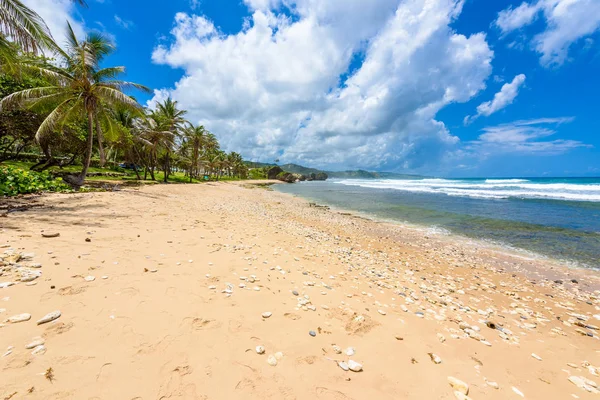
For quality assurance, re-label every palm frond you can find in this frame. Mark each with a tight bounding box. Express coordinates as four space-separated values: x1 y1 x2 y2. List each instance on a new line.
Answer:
0 0 55 53
0 86 62 111
35 97 76 141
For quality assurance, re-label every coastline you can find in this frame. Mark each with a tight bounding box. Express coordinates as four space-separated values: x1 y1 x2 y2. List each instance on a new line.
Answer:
1 182 599 399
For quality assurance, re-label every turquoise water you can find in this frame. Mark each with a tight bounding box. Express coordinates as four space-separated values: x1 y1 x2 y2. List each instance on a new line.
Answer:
274 178 600 269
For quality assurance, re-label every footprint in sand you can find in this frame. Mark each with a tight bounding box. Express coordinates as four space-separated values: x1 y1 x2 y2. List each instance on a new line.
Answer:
316 387 356 400
43 322 74 339
189 317 221 330
58 286 87 296
284 312 301 320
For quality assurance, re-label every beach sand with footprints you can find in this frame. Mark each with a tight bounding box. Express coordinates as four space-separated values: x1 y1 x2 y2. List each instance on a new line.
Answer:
1 181 600 399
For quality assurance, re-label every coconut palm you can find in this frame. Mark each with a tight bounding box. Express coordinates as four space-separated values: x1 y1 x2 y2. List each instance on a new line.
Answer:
0 23 150 186
182 123 207 179
132 114 174 181
152 97 186 182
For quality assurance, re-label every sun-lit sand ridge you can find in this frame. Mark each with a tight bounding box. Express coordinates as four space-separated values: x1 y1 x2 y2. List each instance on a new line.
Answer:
1 181 600 399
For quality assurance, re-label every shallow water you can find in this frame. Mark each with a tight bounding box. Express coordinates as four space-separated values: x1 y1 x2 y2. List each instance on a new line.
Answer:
274 178 600 269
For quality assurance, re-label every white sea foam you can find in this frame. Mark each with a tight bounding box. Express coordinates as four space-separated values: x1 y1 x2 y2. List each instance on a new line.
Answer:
334 179 600 202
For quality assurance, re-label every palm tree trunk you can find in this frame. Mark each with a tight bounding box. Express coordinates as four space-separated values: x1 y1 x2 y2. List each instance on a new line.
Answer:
77 111 95 185
95 113 106 168
163 150 169 183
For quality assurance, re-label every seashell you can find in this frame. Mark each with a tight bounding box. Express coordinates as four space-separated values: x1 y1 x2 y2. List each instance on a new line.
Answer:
569 376 599 393
428 353 442 364
345 347 355 356
262 312 272 318
0 282 15 289
437 333 446 343
448 377 469 395
255 346 265 354
253 286 260 291
485 380 499 389
338 361 349 371
274 352 283 360
84 275 95 282
378 310 387 315
267 355 277 366
348 360 363 372
31 345 46 355
25 338 45 349
332 345 342 354
531 353 542 361
208 285 217 290
36 310 61 325
309 330 316 337
454 392 472 400
7 313 31 323
511 386 525 397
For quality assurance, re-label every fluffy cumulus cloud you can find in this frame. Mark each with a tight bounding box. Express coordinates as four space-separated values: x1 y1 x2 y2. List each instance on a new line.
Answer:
151 0 494 171
464 74 526 124
467 117 590 156
496 0 600 66
21 0 85 49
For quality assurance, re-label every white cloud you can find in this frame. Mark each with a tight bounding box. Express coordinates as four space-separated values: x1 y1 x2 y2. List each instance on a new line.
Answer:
21 0 86 50
151 0 493 171
464 74 526 124
496 0 600 66
467 117 590 155
114 15 134 30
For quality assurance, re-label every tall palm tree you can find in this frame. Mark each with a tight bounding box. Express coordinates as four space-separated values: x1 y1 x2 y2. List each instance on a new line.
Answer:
0 23 150 186
132 114 173 181
0 0 54 56
153 97 186 182
182 123 206 179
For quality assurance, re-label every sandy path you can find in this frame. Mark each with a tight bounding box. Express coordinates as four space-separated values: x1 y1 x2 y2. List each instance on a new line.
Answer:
1 182 599 399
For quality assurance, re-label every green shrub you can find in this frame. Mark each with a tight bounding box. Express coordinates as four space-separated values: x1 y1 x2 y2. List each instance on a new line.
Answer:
0 165 71 196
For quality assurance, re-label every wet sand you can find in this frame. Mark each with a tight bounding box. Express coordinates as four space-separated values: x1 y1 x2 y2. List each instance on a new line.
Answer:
1 182 599 399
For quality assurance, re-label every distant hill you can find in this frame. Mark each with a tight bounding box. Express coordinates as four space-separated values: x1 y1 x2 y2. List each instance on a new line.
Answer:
244 161 426 180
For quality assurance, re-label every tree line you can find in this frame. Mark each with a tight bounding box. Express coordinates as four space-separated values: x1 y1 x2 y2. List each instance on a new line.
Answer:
0 0 248 187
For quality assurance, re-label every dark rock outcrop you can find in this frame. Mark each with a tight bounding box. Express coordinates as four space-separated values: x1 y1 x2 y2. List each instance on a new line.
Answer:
267 166 283 179
315 172 328 181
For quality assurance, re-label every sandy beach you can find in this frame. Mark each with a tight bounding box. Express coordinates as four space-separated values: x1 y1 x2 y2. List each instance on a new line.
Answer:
1 182 600 399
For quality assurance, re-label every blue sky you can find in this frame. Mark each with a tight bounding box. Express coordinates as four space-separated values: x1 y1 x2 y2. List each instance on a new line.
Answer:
25 0 600 177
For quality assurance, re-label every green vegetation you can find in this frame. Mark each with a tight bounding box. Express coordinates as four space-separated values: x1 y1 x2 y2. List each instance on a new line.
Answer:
0 1 250 196
0 165 70 196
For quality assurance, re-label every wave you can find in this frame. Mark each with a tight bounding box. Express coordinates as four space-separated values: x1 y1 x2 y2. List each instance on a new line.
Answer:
485 179 529 183
334 179 600 202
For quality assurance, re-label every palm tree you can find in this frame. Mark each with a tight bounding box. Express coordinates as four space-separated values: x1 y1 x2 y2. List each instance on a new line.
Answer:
152 97 186 182
0 0 54 56
182 123 206 179
132 114 173 181
0 23 150 186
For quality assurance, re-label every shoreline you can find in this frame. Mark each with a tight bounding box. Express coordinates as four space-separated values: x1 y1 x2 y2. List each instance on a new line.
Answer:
1 182 599 399
273 184 600 289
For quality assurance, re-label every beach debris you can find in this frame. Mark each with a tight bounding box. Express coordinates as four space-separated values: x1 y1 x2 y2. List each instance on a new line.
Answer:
41 232 60 238
267 355 277 366
31 345 46 355
6 313 31 323
568 376 599 393
44 367 54 382
0 282 15 289
36 310 61 325
348 360 363 372
309 330 316 337
428 353 442 364
345 347 355 356
448 377 469 395
485 379 499 389
332 345 342 354
261 312 272 319
2 346 13 357
378 309 387 315
255 346 265 354
274 352 283 360
437 333 446 343
84 275 95 282
531 353 542 361
395 335 404 341
292 290 299 296
512 386 525 397
453 392 472 400
338 361 349 371
25 338 45 349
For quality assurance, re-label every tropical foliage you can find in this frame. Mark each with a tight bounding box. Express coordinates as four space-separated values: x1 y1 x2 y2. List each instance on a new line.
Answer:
0 164 70 196
0 0 249 195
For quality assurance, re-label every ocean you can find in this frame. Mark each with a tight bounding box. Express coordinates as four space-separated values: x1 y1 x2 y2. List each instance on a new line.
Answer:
274 177 600 269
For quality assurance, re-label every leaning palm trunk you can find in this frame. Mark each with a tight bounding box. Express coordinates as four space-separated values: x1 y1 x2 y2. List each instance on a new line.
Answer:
76 110 95 185
95 112 106 167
